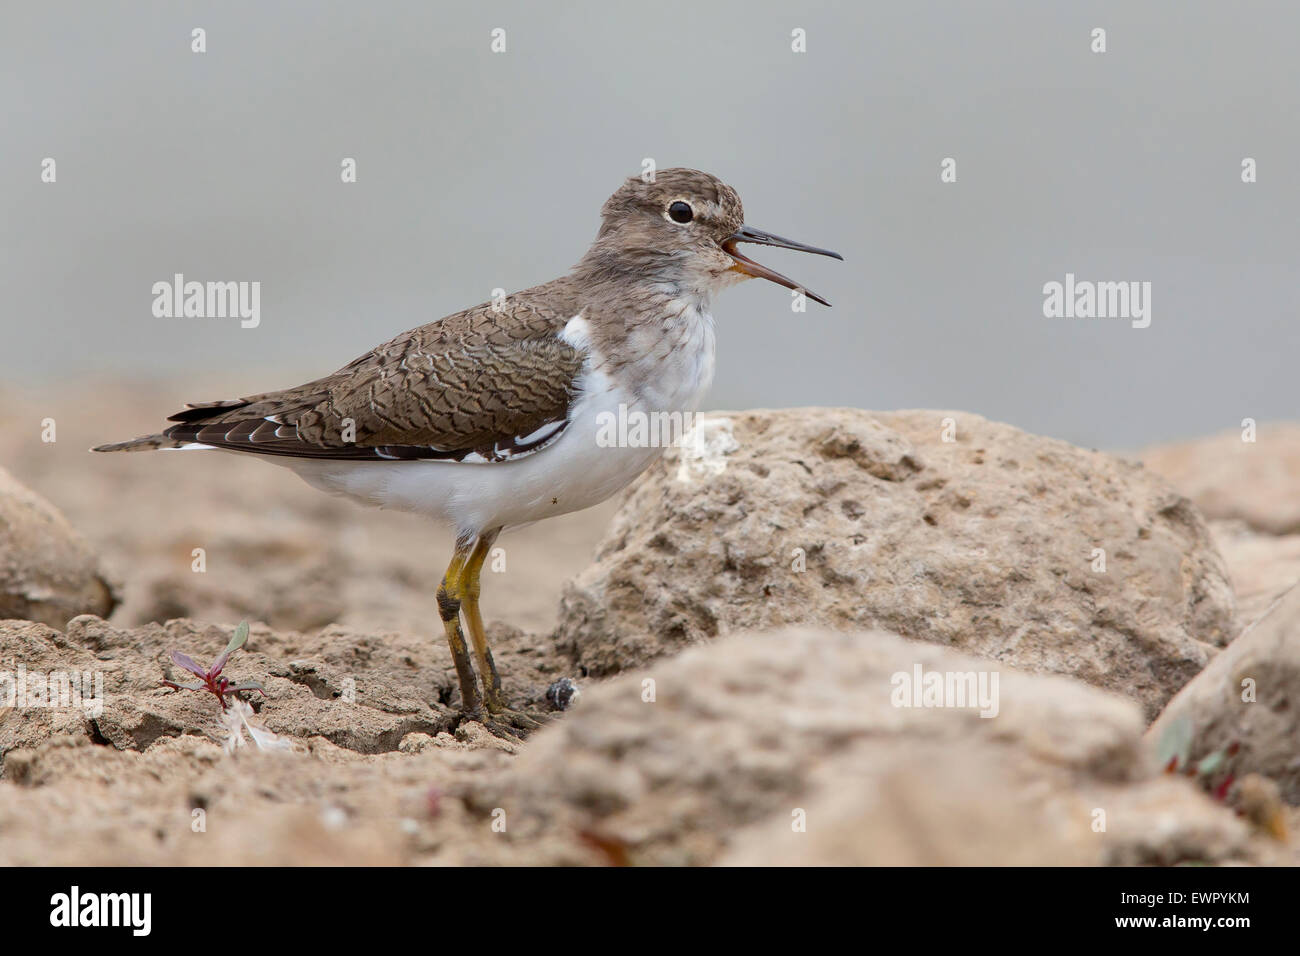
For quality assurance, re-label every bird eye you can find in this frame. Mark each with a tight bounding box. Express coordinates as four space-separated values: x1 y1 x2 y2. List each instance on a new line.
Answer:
667 201 694 224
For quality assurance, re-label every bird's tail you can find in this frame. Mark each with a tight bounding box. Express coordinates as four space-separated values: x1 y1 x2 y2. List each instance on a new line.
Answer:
92 434 188 453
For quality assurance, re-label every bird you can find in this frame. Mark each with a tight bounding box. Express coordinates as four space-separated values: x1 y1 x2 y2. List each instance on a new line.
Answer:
94 168 842 735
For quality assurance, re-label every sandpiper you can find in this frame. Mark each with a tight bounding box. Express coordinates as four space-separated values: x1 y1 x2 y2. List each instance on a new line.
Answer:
95 168 842 734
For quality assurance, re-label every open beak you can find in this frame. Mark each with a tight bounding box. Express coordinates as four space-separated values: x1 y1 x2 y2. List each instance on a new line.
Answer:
723 225 843 306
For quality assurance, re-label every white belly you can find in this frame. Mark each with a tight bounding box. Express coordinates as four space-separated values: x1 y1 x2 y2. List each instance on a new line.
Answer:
274 311 716 535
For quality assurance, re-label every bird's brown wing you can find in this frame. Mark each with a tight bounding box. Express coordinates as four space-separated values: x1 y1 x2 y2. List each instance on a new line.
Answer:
146 291 587 463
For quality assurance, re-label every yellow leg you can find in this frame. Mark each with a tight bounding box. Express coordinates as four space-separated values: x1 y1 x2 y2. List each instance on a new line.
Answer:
462 529 541 733
436 536 482 717
462 529 505 711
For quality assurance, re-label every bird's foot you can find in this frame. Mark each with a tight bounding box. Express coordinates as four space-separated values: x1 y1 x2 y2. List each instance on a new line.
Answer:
482 697 548 738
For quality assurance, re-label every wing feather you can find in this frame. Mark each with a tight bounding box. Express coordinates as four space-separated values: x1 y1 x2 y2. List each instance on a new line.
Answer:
158 287 587 464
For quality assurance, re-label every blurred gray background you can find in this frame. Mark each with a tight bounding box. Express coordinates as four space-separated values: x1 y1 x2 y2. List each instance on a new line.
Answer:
3 0 1296 448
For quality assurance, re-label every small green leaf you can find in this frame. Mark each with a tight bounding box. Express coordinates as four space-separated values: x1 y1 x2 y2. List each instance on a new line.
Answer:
225 620 250 657
1196 748 1227 778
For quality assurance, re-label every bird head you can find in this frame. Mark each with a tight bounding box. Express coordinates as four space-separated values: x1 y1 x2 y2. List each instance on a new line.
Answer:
583 167 842 306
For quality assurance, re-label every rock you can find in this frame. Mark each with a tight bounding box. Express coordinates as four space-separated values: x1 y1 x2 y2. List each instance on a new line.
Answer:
466 628 1279 866
1232 773 1290 841
0 467 117 628
555 409 1235 718
1141 422 1300 535
1209 520 1300 627
1147 583 1300 804
398 732 436 754
544 677 581 711
718 765 1263 867
1090 775 1273 867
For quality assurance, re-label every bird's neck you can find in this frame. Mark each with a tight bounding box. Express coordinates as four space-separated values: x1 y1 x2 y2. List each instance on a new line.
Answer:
571 249 714 324
576 238 719 295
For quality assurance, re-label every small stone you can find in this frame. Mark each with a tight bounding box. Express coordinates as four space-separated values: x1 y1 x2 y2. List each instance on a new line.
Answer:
545 678 581 711
398 732 435 754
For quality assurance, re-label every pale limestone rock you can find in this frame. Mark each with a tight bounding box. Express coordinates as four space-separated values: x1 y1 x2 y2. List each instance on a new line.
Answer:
1141 422 1300 535
1148 583 1300 804
0 467 116 628
556 409 1235 719
484 628 1276 866
1209 519 1300 627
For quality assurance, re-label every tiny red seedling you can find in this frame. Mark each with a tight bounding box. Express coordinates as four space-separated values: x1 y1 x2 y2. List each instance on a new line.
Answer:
162 621 267 711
